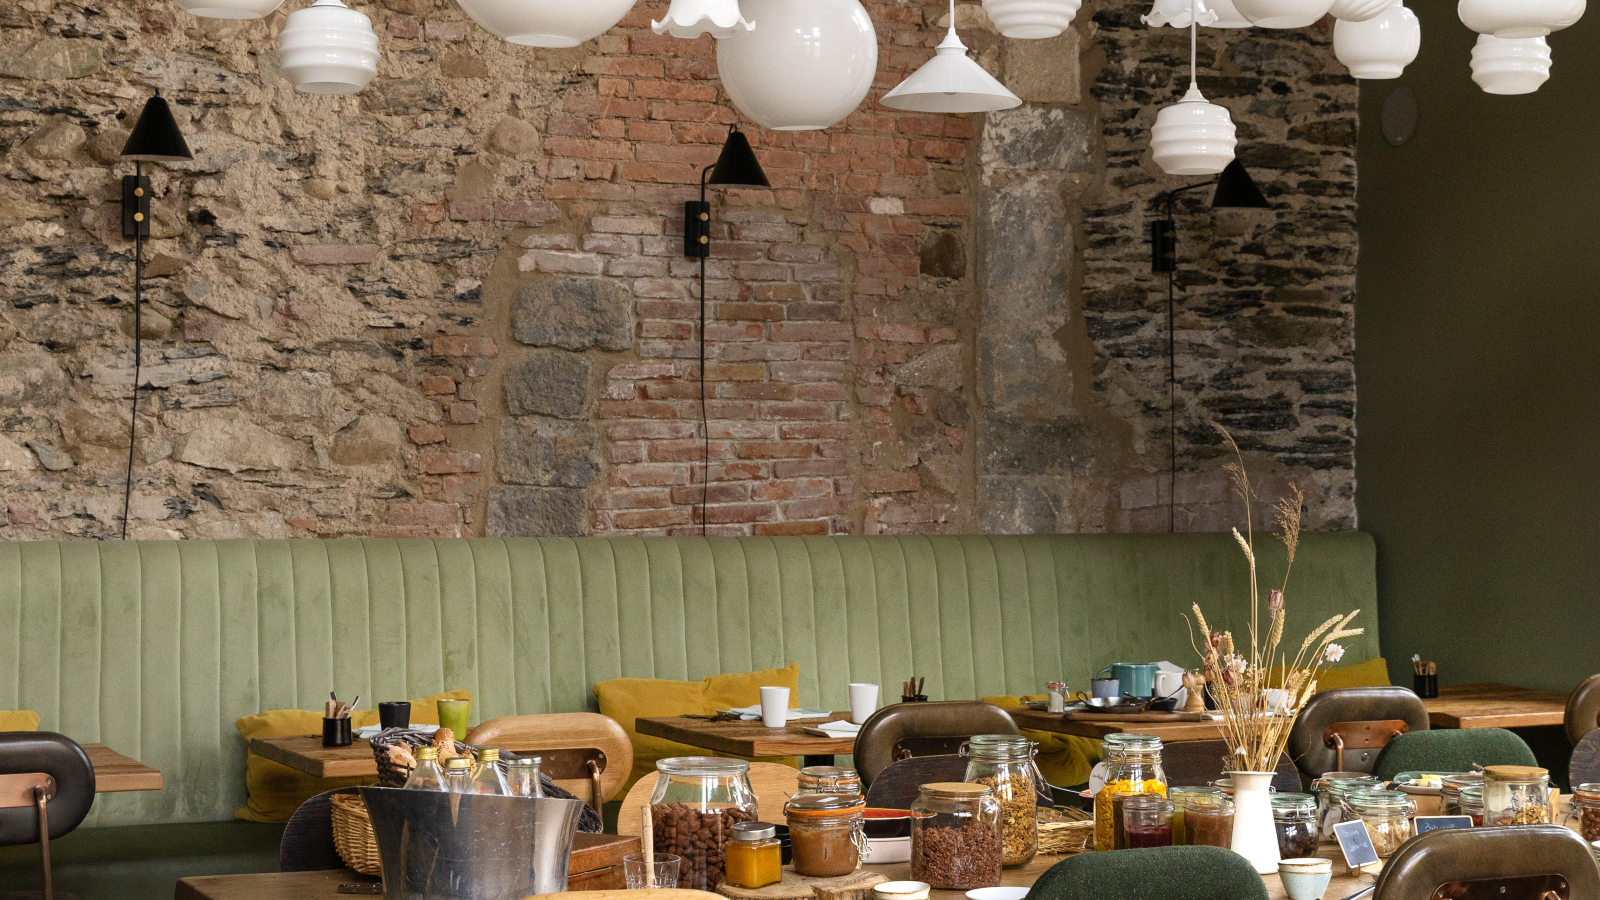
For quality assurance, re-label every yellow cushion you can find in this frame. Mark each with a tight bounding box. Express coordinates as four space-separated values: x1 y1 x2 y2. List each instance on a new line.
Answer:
1316 657 1392 690
596 664 802 790
233 689 471 823
981 695 1098 788
0 710 40 731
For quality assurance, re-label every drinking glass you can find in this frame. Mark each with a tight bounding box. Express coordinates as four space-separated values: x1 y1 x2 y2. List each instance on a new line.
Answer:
436 698 471 738
625 853 681 889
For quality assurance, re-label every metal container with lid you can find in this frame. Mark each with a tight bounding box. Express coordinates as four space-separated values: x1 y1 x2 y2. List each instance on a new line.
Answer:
910 783 1001 891
725 821 783 888
798 766 862 796
1482 765 1551 826
786 792 869 877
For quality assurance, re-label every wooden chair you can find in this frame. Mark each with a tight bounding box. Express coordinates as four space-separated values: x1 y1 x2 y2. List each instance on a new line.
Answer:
1564 673 1600 747
1373 825 1599 899
0 733 96 900
279 787 357 872
467 713 632 813
1568 728 1600 787
853 701 1019 786
1159 739 1302 794
1285 687 1430 779
615 762 798 836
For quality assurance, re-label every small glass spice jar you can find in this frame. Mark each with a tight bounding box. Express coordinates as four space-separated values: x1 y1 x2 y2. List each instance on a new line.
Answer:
1569 784 1600 843
786 792 868 878
1440 773 1483 816
1168 786 1222 845
798 766 862 797
1483 765 1552 826
1184 795 1235 848
1123 795 1174 848
1270 793 1320 859
1344 789 1415 857
910 783 1002 891
1459 785 1485 826
725 822 784 889
962 734 1039 867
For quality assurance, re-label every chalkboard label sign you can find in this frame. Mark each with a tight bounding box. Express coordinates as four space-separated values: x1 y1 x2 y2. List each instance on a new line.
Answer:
1334 819 1380 870
1414 815 1474 834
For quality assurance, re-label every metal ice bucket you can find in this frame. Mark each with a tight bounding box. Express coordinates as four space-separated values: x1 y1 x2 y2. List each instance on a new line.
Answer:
360 786 583 900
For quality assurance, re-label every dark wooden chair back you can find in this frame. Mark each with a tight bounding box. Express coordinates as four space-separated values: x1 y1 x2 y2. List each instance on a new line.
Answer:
279 787 357 872
1373 825 1599 899
0 732 96 900
1160 739 1301 794
1565 674 1600 748
853 701 1019 786
1323 719 1410 772
1569 728 1600 788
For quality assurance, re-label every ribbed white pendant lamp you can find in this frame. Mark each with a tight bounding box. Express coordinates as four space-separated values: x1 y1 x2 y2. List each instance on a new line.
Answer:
174 0 282 18
652 0 753 38
1334 0 1420 79
982 0 1083 38
279 0 380 94
1151 7 1236 175
716 0 878 129
1458 0 1584 38
454 0 637 47
881 0 1022 113
1470 34 1553 93
1144 0 1219 28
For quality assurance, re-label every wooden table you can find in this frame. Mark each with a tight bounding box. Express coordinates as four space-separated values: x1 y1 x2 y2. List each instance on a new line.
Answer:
84 743 163 792
1007 707 1229 743
635 714 857 765
1423 683 1569 730
248 735 378 779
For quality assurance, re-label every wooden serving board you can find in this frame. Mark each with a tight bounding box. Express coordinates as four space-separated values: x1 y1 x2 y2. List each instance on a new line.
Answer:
1059 710 1212 724
717 868 887 900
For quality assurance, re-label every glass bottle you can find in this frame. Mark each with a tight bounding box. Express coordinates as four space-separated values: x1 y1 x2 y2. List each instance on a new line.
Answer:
797 766 862 797
403 745 447 791
1440 773 1483 816
648 757 758 891
785 793 868 877
468 747 509 795
443 756 473 793
1169 786 1222 845
1094 736 1166 851
1344 789 1415 857
724 822 783 889
506 755 545 798
961 734 1039 867
909 783 1002 891
1568 783 1600 843
1184 795 1235 848
1482 765 1551 826
1122 795 1174 848
1270 793 1319 859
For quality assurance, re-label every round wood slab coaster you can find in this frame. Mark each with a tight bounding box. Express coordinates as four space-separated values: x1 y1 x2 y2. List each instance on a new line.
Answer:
716 868 889 900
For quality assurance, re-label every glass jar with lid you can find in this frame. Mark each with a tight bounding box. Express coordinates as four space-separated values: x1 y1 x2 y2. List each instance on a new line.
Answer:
1094 736 1166 851
1270 793 1319 858
1568 783 1600 842
505 755 544 798
1184 794 1235 848
1483 765 1551 826
798 766 862 797
785 793 868 877
961 734 1039 867
725 822 784 888
1344 789 1415 857
1459 785 1484 826
649 757 758 890
1314 773 1379 837
910 783 1002 890
1440 773 1482 817
1169 786 1222 845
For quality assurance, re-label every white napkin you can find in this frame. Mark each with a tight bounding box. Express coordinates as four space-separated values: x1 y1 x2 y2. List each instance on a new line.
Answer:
719 705 834 721
811 719 861 737
354 723 440 740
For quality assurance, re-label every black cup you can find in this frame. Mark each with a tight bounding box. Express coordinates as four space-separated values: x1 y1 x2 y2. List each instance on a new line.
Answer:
1414 674 1439 699
323 717 353 748
378 701 412 730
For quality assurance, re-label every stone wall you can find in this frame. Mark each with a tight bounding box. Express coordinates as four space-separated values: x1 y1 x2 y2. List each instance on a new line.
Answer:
0 0 1356 541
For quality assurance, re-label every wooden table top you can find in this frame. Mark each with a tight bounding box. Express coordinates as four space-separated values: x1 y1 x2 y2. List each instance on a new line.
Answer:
248 735 379 779
83 743 163 793
1007 707 1229 743
635 713 858 757
1423 682 1569 730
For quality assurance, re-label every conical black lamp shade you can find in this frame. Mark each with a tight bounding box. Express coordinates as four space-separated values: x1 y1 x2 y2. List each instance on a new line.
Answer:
121 94 193 163
1211 159 1268 209
707 129 770 189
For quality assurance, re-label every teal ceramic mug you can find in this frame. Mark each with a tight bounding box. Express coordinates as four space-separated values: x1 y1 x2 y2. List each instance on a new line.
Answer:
1098 663 1158 698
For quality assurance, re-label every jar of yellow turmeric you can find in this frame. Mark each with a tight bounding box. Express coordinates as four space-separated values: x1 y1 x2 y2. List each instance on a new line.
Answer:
1094 735 1166 851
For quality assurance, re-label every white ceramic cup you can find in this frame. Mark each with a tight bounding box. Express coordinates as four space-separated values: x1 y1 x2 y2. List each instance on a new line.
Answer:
759 686 790 727
849 683 880 724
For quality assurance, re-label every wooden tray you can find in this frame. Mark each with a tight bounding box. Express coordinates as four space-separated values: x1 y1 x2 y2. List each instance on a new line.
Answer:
717 868 887 900
1059 710 1212 724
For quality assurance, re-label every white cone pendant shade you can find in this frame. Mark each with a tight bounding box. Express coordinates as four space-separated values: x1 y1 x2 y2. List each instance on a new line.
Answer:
1334 1 1419 79
454 0 637 47
1143 0 1219 27
652 0 753 39
716 0 878 130
983 0 1083 38
1206 0 1257 26
1470 34 1552 93
1329 0 1392 21
1152 86 1236 175
881 29 1022 112
280 0 380 94
175 0 283 18
1459 0 1583 38
1232 0 1335 27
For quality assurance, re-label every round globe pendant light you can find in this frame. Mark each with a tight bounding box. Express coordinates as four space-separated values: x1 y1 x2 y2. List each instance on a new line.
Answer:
882 0 1021 113
1470 34 1552 93
1151 9 1235 176
454 0 637 47
1458 0 1583 38
174 0 283 18
1232 0 1335 27
1205 0 1256 26
1143 0 1219 27
982 0 1083 38
716 0 878 130
1329 0 1391 21
1334 1 1420 79
279 0 380 94
653 0 753 38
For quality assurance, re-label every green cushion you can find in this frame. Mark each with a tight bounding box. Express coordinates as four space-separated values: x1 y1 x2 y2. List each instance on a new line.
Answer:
0 821 283 900
1373 728 1539 781
1031 846 1270 900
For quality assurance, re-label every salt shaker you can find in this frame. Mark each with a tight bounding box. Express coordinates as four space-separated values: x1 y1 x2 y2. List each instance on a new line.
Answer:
1046 682 1068 713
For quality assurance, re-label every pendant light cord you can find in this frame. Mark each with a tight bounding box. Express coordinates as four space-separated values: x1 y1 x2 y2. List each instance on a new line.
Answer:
1190 6 1198 89
698 167 712 539
121 160 143 541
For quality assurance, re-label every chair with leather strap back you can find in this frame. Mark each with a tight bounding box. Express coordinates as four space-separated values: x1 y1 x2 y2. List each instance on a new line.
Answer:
0 732 96 900
1160 739 1302 793
466 713 633 815
1564 674 1600 748
1029 845 1269 900
1372 728 1537 782
1374 824 1599 899
854 702 1019 787
1286 687 1430 779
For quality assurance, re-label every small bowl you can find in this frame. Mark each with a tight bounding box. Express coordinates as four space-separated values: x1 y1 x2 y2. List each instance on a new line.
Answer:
1278 858 1333 900
866 835 911 864
966 889 1028 900
876 881 931 900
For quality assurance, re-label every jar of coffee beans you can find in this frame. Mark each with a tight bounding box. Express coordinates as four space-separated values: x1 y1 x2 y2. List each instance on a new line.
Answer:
910 783 1002 891
649 757 758 890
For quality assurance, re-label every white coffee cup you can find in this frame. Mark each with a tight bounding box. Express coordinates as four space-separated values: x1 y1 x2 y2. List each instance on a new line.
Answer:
759 686 790 727
849 683 880 724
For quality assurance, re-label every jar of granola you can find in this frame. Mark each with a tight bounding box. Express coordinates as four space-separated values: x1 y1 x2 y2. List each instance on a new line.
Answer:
1482 765 1551 826
961 735 1038 867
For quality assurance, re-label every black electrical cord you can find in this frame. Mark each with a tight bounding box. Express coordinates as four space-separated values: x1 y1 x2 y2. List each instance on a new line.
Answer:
121 160 143 541
1168 265 1176 535
698 166 712 538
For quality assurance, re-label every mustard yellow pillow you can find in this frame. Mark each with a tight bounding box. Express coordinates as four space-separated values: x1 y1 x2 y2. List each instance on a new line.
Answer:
596 664 802 790
234 689 471 823
1316 657 1392 690
981 695 1097 789
0 710 40 731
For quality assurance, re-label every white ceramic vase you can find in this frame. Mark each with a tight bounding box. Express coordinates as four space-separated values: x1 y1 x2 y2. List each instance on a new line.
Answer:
174 0 283 18
1232 0 1335 27
1334 1 1420 79
1329 0 1391 21
279 0 380 95
1458 0 1584 38
716 0 878 130
1228 771 1282 875
1470 34 1552 94
983 0 1083 38
1151 86 1236 176
454 0 637 47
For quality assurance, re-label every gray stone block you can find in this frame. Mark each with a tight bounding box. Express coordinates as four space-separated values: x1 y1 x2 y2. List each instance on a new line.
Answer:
506 349 592 419
487 487 586 536
498 417 600 487
512 277 632 351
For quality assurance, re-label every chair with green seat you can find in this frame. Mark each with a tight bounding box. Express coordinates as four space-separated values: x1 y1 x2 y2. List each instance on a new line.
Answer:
1372 728 1537 781
1029 846 1270 900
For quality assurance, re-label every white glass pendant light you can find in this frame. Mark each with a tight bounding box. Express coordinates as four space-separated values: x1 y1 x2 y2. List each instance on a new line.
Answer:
716 0 878 130
1470 34 1552 93
455 0 637 47
1329 0 1391 21
1459 0 1583 39
1334 1 1419 78
1206 0 1257 27
882 0 1021 112
279 0 380 94
1144 0 1219 27
653 0 753 39
174 0 282 18
1151 9 1235 175
1232 0 1335 27
983 0 1083 38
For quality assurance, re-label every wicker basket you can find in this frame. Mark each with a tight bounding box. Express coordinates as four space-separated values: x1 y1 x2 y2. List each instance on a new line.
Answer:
331 792 384 876
1037 805 1095 855
369 727 471 786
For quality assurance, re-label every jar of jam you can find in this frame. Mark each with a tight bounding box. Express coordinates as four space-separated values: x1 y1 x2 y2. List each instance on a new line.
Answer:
1483 765 1551 826
1440 773 1483 816
1122 795 1174 848
1183 795 1235 848
786 792 868 877
725 822 783 889
798 766 862 797
1270 793 1319 858
1169 786 1222 845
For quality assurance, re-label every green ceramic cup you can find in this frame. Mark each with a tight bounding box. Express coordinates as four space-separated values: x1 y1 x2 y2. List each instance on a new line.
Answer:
437 698 470 738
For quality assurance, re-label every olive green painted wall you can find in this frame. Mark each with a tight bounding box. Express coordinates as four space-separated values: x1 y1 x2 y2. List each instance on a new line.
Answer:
1357 2 1600 693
